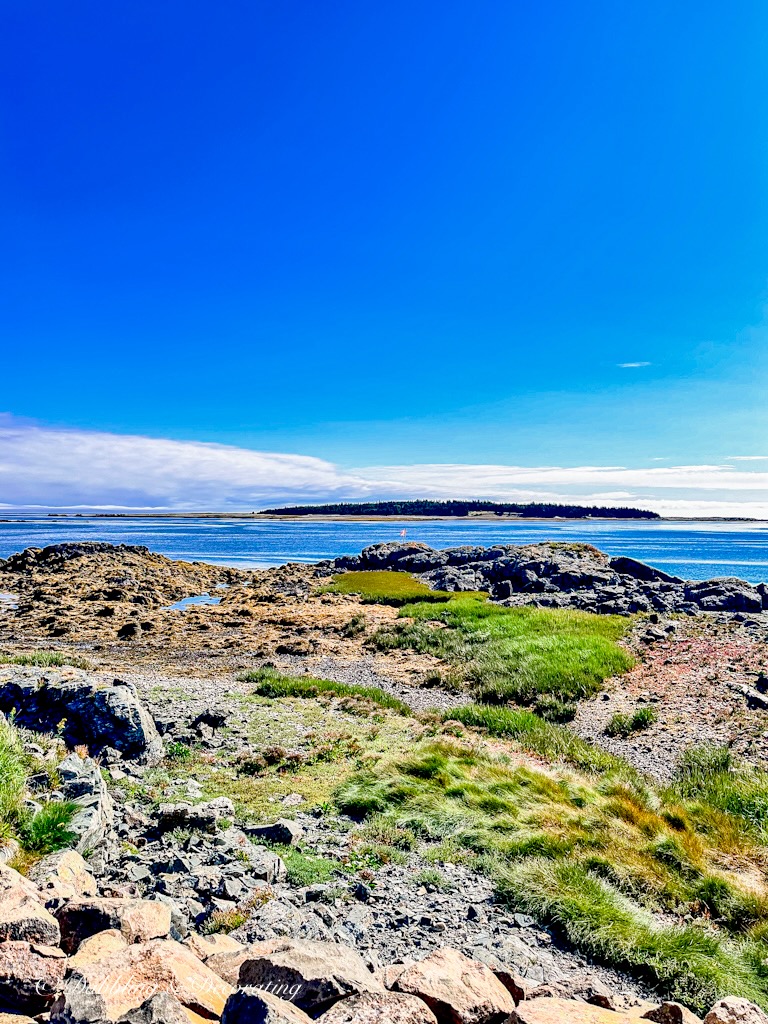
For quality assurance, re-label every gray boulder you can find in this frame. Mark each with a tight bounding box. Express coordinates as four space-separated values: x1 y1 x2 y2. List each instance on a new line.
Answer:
0 669 163 763
58 753 115 853
610 556 683 584
238 938 384 1013
684 579 764 613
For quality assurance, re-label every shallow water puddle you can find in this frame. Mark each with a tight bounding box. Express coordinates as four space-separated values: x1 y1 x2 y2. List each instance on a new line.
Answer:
0 592 18 611
164 593 222 611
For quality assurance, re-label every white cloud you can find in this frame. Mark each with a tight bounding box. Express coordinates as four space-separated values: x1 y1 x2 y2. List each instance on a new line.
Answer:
617 361 651 368
1 419 767 518
727 455 768 461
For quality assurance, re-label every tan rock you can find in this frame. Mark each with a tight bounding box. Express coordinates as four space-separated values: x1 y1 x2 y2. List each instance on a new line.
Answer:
643 1001 704 1024
0 863 60 945
29 848 98 903
206 939 288 986
50 937 233 1022
704 998 768 1024
184 930 244 960
56 896 171 953
238 938 385 1013
69 927 128 965
321 990 439 1024
0 1013 36 1023
0 939 67 1012
222 987 314 1024
376 962 415 990
511 997 661 1024
394 948 515 1024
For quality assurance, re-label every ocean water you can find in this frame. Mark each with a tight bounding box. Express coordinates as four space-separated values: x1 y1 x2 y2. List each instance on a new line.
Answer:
1 515 768 584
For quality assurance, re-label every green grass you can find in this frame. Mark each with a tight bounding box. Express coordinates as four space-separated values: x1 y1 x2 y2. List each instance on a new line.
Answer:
0 650 91 669
670 744 768 840
238 667 413 716
0 716 76 855
326 570 455 605
445 704 629 774
276 846 341 886
605 706 658 738
335 737 768 1013
372 597 634 714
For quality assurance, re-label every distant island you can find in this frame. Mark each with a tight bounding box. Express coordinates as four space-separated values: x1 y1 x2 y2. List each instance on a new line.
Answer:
259 500 660 519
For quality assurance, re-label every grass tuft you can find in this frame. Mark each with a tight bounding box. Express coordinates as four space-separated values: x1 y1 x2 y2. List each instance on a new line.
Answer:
238 667 413 716
605 706 658 738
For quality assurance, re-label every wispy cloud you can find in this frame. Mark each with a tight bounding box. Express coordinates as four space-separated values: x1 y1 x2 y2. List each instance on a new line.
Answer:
617 361 651 368
1 419 767 517
727 455 768 461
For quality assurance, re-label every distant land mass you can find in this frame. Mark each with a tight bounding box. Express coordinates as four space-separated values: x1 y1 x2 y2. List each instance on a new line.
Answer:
259 500 661 519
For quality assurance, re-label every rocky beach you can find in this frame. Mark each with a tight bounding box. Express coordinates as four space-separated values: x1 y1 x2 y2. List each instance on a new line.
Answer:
1 540 768 1022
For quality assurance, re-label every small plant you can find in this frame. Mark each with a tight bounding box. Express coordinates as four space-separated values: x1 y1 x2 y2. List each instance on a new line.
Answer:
18 801 78 854
605 706 658 738
277 847 340 887
415 867 452 890
166 741 192 762
341 614 367 638
201 908 247 934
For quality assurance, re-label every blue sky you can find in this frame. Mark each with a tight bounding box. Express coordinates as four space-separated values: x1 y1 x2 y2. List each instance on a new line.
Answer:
2 1 768 513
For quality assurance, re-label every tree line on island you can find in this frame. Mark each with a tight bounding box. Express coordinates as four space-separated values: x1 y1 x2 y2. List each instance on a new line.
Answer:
259 500 660 519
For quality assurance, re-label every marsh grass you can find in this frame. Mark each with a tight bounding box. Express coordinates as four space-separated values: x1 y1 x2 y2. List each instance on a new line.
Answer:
238 667 412 716
371 597 634 713
325 570 455 605
0 650 91 669
335 737 768 1012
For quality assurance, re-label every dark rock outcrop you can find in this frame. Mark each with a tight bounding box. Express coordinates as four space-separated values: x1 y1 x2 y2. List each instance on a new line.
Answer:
335 543 766 617
0 669 163 763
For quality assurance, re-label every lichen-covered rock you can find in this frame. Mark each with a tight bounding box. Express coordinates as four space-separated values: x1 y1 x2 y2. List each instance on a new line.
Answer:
0 940 67 1012
511 997 663 1024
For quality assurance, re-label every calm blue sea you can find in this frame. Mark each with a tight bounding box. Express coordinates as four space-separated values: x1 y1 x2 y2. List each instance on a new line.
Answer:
1 515 768 584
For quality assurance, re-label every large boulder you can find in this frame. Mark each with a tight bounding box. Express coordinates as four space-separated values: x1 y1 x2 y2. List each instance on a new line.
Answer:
245 819 303 846
222 988 313 1024
57 753 114 853
704 998 768 1024
0 864 60 945
50 937 233 1022
157 797 236 834
393 948 516 1024
117 991 196 1024
238 938 384 1013
0 940 67 1013
321 991 439 1024
28 848 98 904
511 998 663 1024
684 579 764 613
358 543 433 569
610 557 683 584
56 897 172 954
0 669 163 763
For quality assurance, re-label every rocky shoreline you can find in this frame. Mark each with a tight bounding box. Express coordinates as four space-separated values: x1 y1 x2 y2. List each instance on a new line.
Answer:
1 541 768 1022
